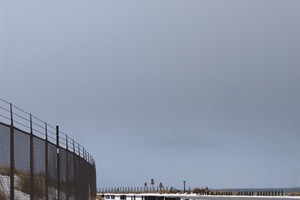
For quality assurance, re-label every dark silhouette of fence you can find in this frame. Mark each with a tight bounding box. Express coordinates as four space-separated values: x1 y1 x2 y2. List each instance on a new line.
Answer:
0 99 96 200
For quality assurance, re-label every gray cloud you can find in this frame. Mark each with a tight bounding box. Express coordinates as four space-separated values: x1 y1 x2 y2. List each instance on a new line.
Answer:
1 0 299 189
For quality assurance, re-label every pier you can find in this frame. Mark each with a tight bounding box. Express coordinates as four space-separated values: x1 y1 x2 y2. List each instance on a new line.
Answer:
98 193 300 200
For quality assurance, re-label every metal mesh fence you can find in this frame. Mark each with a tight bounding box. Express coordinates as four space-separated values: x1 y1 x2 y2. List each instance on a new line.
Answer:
67 151 75 200
0 124 10 199
33 136 46 199
48 142 59 199
14 128 31 198
0 99 96 200
0 124 10 168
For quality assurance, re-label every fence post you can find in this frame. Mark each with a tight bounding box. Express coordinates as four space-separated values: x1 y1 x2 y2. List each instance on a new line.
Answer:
73 140 77 200
66 135 69 200
45 123 49 200
9 103 14 200
56 126 60 200
30 114 34 200
78 144 82 199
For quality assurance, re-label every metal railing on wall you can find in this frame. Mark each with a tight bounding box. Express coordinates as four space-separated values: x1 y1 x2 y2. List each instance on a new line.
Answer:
0 99 97 200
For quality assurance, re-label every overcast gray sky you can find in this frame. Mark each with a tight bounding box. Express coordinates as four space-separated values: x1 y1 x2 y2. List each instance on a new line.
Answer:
0 0 299 189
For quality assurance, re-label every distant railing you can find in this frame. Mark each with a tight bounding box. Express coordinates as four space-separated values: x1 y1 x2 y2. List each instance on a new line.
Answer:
98 187 171 194
98 187 286 197
0 99 97 200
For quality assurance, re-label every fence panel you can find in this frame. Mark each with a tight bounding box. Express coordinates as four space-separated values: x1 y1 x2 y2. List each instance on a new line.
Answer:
67 151 75 200
33 136 46 199
14 128 31 198
0 124 10 168
59 147 67 200
0 124 10 199
48 142 58 199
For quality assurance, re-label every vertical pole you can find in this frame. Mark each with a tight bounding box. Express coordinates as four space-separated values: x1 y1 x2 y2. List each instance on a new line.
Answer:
9 103 14 200
30 114 34 200
183 181 186 193
78 144 81 199
94 166 96 198
73 140 77 200
45 123 49 200
66 135 69 200
56 126 60 200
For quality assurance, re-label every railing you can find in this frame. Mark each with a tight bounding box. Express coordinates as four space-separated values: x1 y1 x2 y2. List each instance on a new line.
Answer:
98 187 171 194
98 187 286 197
0 99 95 165
0 99 97 200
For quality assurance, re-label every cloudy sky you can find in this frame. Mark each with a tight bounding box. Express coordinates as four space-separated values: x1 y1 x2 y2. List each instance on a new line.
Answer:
1 0 299 189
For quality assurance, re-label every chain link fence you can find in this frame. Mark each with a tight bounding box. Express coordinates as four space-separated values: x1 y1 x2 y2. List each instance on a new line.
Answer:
0 99 96 200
